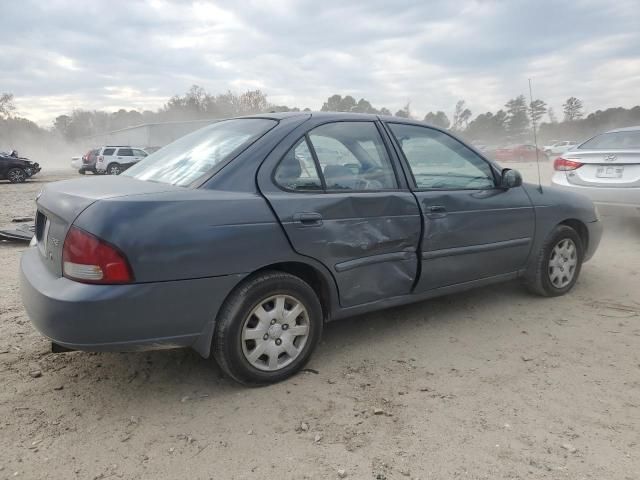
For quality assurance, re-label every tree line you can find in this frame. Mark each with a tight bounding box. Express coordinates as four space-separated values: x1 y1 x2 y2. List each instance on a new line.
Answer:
2 87 640 147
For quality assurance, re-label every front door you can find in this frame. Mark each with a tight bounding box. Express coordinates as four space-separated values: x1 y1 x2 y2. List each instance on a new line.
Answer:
385 122 535 292
258 119 422 307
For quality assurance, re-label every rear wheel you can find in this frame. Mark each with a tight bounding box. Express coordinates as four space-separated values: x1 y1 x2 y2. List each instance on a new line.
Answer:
79 168 86 175
212 271 323 386
525 225 584 297
7 168 27 183
107 163 121 175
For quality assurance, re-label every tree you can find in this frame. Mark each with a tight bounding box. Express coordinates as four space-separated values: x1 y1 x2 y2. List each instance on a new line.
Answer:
321 94 357 112
504 95 529 137
424 111 450 129
529 99 547 126
547 107 558 123
379 107 392 116
452 100 472 131
53 114 72 139
395 102 411 118
465 110 508 142
563 97 584 121
0 93 16 119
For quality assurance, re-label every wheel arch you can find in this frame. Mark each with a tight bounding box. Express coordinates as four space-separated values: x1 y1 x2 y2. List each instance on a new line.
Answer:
559 218 588 253
193 260 337 359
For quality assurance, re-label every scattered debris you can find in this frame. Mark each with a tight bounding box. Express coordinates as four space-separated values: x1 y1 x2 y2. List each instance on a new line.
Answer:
521 356 534 362
300 422 309 432
12 217 34 223
29 370 42 378
314 434 322 443
561 443 577 454
0 224 35 243
301 368 319 374
53 385 64 391
337 469 347 478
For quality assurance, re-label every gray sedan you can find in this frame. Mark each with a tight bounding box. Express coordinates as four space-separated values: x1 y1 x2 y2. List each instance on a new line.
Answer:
21 112 602 385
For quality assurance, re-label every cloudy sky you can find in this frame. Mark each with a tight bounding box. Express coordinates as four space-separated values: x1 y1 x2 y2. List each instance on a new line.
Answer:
2 0 639 126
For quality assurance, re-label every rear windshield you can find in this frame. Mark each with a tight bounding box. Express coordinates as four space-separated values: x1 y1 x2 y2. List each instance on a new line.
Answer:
579 130 640 149
122 118 277 186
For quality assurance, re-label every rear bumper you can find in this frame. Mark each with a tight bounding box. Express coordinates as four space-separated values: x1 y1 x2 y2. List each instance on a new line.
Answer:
551 173 640 216
20 247 245 357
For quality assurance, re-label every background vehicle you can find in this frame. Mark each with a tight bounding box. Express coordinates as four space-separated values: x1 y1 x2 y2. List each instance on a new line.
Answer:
95 146 148 175
551 126 640 215
71 148 100 174
21 113 601 386
493 144 548 162
544 140 577 156
1 151 41 183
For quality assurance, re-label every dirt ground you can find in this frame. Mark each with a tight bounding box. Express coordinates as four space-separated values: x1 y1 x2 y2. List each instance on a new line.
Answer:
1 166 639 480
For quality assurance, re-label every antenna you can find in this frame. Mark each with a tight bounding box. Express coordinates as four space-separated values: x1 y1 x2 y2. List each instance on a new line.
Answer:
528 78 543 193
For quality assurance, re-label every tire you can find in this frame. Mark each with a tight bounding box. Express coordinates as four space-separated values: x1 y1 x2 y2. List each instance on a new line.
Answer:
213 271 323 386
525 225 584 297
107 163 121 175
79 169 86 175
7 168 27 184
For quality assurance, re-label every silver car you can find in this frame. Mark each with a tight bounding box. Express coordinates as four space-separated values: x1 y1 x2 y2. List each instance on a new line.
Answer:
551 126 640 216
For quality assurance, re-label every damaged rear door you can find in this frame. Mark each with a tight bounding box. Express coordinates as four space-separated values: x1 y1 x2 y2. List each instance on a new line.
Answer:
258 119 421 307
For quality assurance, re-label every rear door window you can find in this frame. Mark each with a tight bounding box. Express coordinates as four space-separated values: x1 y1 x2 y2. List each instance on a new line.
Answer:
132 149 147 157
308 122 397 191
117 148 134 156
102 148 116 156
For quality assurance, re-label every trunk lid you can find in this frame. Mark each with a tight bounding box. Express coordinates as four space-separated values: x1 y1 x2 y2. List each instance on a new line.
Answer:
561 149 640 188
35 176 176 276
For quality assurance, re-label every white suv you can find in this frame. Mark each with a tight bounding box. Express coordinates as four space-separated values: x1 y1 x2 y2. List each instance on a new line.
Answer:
95 146 149 175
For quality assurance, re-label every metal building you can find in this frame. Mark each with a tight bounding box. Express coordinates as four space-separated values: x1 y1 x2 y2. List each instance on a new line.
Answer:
83 119 217 149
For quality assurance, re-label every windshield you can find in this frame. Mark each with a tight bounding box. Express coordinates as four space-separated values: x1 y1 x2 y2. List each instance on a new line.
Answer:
122 118 277 186
578 130 640 150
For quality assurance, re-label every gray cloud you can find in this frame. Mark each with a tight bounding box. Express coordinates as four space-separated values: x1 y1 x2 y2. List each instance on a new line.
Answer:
2 0 639 125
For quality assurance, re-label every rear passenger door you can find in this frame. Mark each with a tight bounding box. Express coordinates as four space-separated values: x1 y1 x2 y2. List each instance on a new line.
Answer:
259 120 422 308
132 149 148 164
385 123 535 292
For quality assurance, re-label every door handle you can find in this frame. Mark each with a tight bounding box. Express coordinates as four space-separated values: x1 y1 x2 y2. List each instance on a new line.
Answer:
293 212 323 226
426 205 447 218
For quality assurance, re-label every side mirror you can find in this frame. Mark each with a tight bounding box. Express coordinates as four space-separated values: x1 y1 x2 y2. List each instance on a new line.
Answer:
501 168 522 189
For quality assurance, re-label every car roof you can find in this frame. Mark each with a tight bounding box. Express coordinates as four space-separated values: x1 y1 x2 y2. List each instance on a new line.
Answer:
605 125 640 133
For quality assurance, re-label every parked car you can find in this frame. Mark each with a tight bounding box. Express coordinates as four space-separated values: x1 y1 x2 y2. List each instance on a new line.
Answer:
71 148 100 174
95 146 149 175
544 140 577 156
21 112 602 385
1 150 41 183
551 125 640 216
493 144 548 162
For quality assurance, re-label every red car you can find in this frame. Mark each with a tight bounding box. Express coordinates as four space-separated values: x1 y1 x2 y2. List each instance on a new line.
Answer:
493 144 548 162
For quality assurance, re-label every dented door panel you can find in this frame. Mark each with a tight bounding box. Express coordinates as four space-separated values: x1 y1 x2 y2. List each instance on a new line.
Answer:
264 190 421 306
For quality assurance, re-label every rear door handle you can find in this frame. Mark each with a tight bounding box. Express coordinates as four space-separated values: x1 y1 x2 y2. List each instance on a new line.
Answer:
293 212 323 226
426 205 447 218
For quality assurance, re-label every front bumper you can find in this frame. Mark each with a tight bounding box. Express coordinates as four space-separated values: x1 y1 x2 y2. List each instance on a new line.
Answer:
584 220 603 263
20 247 245 357
551 173 640 216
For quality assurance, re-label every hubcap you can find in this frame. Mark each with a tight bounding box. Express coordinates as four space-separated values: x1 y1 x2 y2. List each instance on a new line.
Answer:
9 170 24 182
109 166 120 175
548 238 578 288
241 294 310 372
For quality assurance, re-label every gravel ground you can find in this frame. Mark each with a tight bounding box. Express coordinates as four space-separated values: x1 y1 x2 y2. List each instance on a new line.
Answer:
0 167 639 479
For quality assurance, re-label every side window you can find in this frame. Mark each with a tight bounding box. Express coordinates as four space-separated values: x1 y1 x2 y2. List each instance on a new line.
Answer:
274 138 322 191
133 149 147 157
118 148 134 156
388 124 495 190
308 122 397 190
102 148 115 156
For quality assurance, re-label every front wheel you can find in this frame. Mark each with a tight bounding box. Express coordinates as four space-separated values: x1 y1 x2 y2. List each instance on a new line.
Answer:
212 271 323 386
525 225 584 297
7 168 27 183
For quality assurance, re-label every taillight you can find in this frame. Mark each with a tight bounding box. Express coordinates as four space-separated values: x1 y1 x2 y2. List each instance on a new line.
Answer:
554 157 583 171
98 155 104 162
62 226 133 284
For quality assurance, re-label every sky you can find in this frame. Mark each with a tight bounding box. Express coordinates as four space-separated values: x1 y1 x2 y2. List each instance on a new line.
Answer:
1 0 639 127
